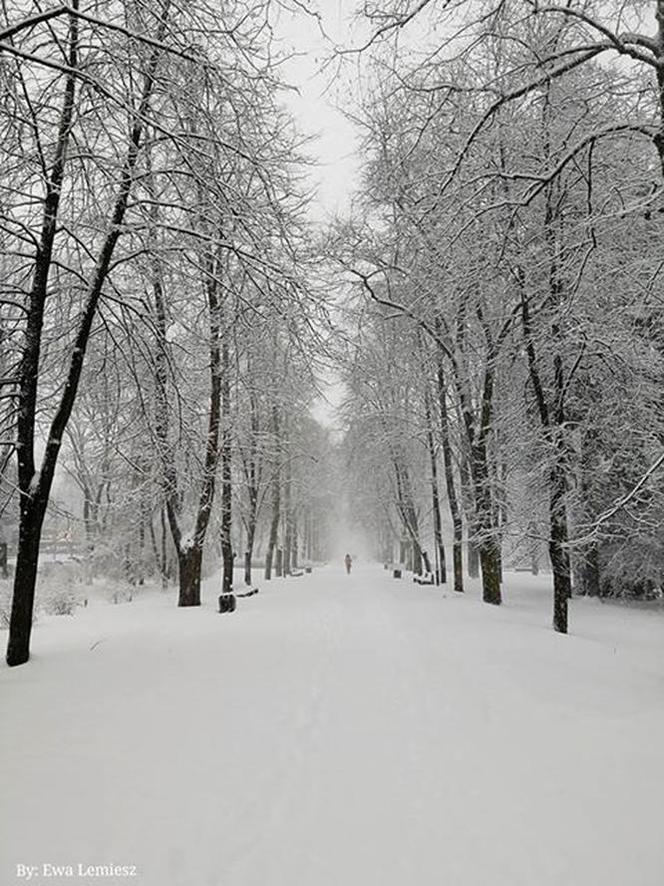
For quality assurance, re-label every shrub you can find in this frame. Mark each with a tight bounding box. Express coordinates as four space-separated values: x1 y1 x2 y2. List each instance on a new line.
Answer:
42 586 78 616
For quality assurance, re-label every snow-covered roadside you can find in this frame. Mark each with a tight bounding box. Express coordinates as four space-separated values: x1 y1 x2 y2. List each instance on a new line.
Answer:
1 565 663 886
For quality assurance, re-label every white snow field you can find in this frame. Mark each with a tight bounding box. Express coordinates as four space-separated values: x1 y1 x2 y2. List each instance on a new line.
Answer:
2 564 664 886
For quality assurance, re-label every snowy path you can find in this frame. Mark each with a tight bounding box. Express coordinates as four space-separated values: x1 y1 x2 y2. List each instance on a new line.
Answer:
2 565 664 886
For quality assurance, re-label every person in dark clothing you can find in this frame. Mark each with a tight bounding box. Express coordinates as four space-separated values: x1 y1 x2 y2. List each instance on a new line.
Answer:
344 553 352 575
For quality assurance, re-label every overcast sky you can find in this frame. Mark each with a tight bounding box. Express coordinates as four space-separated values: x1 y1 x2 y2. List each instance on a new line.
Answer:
267 3 365 428
275 1 363 222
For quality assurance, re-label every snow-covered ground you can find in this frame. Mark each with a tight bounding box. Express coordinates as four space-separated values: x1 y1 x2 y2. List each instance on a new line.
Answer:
2 565 663 886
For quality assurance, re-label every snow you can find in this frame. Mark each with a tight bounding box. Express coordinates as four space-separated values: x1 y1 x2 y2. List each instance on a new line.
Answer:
2 565 663 886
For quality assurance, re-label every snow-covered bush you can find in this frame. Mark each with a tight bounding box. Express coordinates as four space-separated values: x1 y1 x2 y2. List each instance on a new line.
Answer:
87 576 135 605
42 586 78 616
37 560 84 615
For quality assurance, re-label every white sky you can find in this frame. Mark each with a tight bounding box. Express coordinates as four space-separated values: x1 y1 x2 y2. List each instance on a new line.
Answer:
274 1 363 222
271 3 366 430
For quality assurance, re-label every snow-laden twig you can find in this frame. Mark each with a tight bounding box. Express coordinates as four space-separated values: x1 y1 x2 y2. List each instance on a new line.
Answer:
574 451 664 545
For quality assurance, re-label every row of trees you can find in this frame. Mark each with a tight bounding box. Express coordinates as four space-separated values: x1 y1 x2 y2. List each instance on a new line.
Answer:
334 0 664 633
4 0 664 666
45 323 336 589
0 0 334 665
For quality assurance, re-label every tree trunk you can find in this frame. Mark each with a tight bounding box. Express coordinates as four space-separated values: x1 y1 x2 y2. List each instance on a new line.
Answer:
221 549 234 596
412 545 423 576
83 490 95 586
579 427 601 597
220 340 233 596
447 301 501 605
282 440 293 577
148 515 163 586
436 543 447 585
283 530 292 576
581 542 600 597
470 359 502 605
292 519 299 570
479 539 501 606
391 451 423 576
424 382 446 584
399 538 407 566
0 542 7 580
264 473 280 581
549 455 571 632
655 1 664 177
241 384 260 586
467 532 480 578
6 499 46 666
137 513 145 587
264 405 281 581
178 545 203 607
550 546 569 632
452 540 463 591
160 505 168 587
303 510 311 562
243 494 258 585
435 341 463 591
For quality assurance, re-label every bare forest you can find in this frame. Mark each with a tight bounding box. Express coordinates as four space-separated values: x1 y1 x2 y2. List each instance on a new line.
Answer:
3 4 664 884
1 2 664 649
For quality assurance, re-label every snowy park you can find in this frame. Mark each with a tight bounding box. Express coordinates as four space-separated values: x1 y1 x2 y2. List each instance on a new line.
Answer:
3 1 664 884
3 564 664 886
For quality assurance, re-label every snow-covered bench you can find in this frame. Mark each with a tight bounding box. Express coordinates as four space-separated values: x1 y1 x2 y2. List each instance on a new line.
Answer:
218 586 259 613
413 572 435 586
387 563 405 579
218 594 236 613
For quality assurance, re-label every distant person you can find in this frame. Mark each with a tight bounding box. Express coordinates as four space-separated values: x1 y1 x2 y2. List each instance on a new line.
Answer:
344 553 352 575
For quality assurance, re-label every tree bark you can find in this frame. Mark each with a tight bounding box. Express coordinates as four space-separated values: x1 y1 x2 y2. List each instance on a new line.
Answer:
390 442 423 575
178 545 203 608
241 390 260 585
292 518 299 570
283 454 293 577
435 342 463 591
467 535 480 579
550 495 570 633
518 264 572 632
220 340 233 596
471 364 501 605
654 1 664 176
424 384 446 583
578 427 601 596
6 498 46 666
479 540 502 606
264 406 281 581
